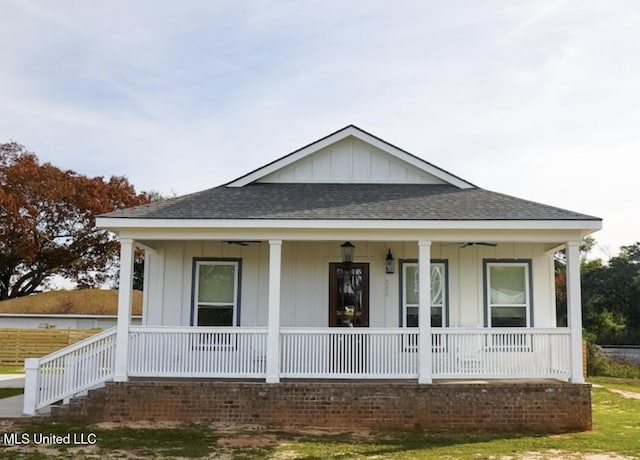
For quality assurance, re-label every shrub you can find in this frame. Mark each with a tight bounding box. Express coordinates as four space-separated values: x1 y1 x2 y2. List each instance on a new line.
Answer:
587 341 640 378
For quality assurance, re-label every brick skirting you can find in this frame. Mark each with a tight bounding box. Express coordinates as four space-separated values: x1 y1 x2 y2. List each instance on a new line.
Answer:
52 380 592 432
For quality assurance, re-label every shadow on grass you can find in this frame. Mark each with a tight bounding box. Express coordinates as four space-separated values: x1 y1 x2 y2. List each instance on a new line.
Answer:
7 421 579 460
283 429 556 459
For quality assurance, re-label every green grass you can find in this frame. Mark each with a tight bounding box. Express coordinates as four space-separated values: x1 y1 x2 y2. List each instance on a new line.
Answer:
0 364 24 374
0 388 23 399
1 380 639 459
589 376 640 393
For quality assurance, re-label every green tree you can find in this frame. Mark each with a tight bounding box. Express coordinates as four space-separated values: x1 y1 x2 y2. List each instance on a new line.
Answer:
0 142 149 299
581 243 640 344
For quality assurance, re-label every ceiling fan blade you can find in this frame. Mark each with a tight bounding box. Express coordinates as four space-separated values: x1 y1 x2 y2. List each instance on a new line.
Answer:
460 242 497 248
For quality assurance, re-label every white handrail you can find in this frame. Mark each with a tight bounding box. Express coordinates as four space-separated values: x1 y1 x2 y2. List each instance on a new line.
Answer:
24 327 117 414
128 326 268 378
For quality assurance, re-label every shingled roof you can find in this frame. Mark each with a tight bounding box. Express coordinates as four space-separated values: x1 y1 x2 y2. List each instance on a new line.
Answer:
101 183 599 221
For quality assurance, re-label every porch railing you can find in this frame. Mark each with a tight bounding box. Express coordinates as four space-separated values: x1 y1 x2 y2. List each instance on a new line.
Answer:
432 328 571 379
24 327 117 413
24 325 572 414
128 326 268 378
280 328 419 378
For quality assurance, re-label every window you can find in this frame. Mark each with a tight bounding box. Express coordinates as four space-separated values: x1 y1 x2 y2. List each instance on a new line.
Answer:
484 261 532 327
192 259 240 326
401 261 447 327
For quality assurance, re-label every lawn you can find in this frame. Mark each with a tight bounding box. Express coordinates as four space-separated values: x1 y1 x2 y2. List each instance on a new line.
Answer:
0 379 638 459
0 365 24 374
0 388 23 399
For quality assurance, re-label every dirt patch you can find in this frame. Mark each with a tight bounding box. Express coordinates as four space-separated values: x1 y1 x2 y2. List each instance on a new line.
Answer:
93 420 186 429
609 389 640 400
217 433 277 448
518 453 636 460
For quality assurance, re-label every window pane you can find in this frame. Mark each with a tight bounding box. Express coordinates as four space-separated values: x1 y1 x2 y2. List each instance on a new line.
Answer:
198 306 233 326
491 306 526 327
431 306 443 327
431 265 443 306
405 264 443 306
406 306 418 327
198 264 235 303
490 266 526 305
405 265 418 305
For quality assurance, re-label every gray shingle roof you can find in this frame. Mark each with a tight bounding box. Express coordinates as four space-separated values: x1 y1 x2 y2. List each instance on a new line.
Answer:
101 184 600 221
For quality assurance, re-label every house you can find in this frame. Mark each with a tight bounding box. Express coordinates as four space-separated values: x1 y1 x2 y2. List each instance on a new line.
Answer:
23 126 601 431
0 289 143 329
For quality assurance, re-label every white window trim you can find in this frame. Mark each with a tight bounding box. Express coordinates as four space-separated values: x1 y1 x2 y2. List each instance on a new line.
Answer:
401 260 448 328
484 260 533 328
192 259 240 327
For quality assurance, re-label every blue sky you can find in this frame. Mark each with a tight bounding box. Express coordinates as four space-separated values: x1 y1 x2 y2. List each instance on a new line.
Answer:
1 0 638 258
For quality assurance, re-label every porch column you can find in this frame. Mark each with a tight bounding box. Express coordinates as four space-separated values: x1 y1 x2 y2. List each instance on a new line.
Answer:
566 240 585 383
114 238 135 382
266 239 282 383
418 240 432 384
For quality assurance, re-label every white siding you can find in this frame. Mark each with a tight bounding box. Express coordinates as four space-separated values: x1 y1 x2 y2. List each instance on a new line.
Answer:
144 242 557 329
0 316 142 329
257 137 447 184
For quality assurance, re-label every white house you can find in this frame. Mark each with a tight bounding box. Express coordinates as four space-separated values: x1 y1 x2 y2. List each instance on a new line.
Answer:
23 126 601 429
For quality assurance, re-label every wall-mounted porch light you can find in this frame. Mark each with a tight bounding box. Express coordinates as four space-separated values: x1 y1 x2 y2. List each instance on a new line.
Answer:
340 241 355 263
385 249 395 274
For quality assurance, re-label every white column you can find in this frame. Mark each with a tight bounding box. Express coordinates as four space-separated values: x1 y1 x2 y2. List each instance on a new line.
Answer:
418 240 432 384
114 238 135 382
22 358 39 415
566 240 585 383
266 239 282 383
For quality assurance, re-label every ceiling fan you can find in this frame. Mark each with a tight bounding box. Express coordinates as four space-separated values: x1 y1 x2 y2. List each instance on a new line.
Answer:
224 240 261 246
460 242 498 248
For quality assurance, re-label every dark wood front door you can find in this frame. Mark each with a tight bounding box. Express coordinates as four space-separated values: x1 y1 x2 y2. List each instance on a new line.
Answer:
329 263 369 327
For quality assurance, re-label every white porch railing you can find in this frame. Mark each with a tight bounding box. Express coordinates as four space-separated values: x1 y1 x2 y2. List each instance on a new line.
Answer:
128 326 268 378
24 327 117 413
280 328 419 378
432 328 571 379
24 326 572 414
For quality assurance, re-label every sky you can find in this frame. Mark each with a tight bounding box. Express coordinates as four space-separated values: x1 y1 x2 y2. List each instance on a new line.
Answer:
1 0 638 259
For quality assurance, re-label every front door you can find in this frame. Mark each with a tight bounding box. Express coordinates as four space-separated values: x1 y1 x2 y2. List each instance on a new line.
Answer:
329 263 369 327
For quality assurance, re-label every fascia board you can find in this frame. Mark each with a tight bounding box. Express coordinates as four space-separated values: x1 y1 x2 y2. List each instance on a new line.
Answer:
227 126 474 188
97 217 602 232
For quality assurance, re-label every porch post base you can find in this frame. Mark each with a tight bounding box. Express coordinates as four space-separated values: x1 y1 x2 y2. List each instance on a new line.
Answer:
418 376 433 385
569 375 585 384
266 376 280 384
114 375 129 383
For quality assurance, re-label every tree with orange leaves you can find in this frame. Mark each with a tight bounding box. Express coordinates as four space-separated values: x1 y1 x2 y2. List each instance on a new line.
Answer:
0 142 149 300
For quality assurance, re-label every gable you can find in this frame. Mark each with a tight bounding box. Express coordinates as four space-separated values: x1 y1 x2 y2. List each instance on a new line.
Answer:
257 136 448 185
227 125 474 188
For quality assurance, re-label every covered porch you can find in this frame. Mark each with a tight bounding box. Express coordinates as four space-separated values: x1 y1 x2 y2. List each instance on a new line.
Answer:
24 232 586 415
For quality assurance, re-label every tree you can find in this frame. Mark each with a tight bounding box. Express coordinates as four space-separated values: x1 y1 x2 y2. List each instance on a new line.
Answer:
582 243 640 344
0 142 149 300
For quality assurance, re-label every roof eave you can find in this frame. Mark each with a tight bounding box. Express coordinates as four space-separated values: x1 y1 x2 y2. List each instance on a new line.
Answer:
97 216 602 232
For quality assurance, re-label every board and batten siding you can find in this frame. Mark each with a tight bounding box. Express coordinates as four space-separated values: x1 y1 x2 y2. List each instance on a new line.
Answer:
258 137 447 184
142 242 557 329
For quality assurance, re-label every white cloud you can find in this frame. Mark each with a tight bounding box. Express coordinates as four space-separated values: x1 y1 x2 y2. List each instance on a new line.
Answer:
1 0 638 255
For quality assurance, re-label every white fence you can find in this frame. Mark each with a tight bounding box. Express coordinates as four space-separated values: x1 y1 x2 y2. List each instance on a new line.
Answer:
432 328 571 378
280 328 419 378
128 326 268 378
24 327 117 413
24 326 572 415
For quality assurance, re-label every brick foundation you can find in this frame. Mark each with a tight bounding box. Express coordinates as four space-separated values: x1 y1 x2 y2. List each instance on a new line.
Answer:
52 380 592 432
